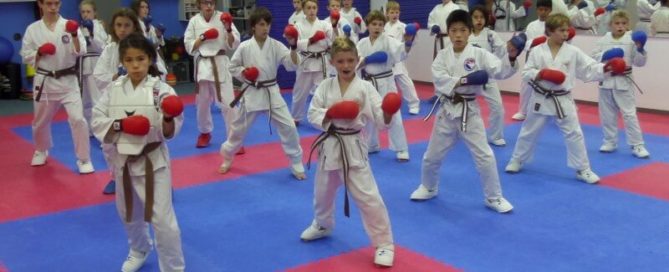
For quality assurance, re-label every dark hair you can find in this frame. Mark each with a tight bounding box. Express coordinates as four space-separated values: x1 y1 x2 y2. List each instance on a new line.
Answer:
537 0 552 9
447 9 473 31
469 5 489 26
250 7 272 27
118 33 162 77
661 0 668 5
109 8 143 42
365 10 387 25
130 0 149 15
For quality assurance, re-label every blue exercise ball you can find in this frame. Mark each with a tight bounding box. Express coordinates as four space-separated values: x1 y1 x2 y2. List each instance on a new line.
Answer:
0 37 14 65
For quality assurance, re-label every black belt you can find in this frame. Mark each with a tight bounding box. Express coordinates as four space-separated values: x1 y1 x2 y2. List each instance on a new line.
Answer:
194 50 226 102
640 18 651 23
433 33 447 60
445 93 476 132
35 65 79 102
528 80 569 119
122 142 161 223
300 50 329 79
77 52 101 92
362 70 393 91
308 125 361 218
229 78 279 134
600 67 645 94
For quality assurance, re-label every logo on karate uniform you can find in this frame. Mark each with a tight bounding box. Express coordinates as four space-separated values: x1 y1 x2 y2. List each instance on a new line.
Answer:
464 58 476 71
61 35 70 44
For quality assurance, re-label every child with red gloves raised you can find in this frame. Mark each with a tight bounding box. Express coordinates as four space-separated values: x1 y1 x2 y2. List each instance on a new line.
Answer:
302 37 400 267
91 33 185 272
409 10 520 213
218 8 305 180
505 13 627 184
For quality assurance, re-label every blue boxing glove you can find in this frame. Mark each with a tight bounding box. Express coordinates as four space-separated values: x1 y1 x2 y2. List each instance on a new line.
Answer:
605 3 616 12
365 51 388 64
81 19 94 34
631 30 647 53
601 48 624 62
405 23 418 36
431 25 441 35
117 66 127 76
156 23 166 35
509 32 527 59
459 70 489 86
343 24 351 37
143 15 153 26
577 1 588 9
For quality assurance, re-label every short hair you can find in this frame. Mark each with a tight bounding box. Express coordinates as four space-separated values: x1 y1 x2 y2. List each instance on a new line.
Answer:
545 13 570 33
109 8 142 43
537 0 552 8
302 0 318 9
386 1 400 11
609 10 630 24
469 5 489 26
250 6 272 26
365 10 386 25
330 36 358 57
79 0 96 11
447 9 473 31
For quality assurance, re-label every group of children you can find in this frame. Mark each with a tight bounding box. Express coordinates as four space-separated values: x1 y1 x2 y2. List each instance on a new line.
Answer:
20 0 655 270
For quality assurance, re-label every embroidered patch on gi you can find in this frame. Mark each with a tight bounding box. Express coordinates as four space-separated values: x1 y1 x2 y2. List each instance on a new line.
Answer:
464 58 476 71
534 103 541 112
61 35 70 44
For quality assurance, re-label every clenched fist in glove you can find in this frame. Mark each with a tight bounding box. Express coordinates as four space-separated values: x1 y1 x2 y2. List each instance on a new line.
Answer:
537 69 566 85
309 30 326 44
632 31 647 53
531 36 547 48
326 100 360 120
508 32 527 60
330 10 340 27
114 115 151 136
459 70 489 86
220 12 233 33
38 43 56 56
604 58 626 74
161 95 184 119
242 66 260 82
354 17 362 26
601 48 624 62
284 24 298 46
81 19 94 34
66 20 79 36
364 51 388 65
381 93 402 115
200 28 219 41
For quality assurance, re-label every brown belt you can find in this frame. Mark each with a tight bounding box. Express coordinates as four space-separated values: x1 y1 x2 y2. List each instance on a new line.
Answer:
122 142 162 223
194 50 226 102
35 65 79 102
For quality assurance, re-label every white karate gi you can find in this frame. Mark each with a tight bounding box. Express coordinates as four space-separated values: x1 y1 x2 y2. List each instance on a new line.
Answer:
357 34 409 153
385 20 421 113
518 20 546 116
650 6 669 37
91 76 185 272
289 10 306 25
420 44 516 199
591 32 647 147
306 76 393 249
568 0 597 35
20 16 91 163
340 7 367 44
637 0 661 34
428 1 461 57
491 0 527 32
184 11 241 136
511 42 606 171
80 19 108 131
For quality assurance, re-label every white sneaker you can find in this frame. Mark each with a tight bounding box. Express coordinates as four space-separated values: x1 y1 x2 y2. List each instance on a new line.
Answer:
410 184 438 201
77 160 95 174
291 163 306 180
599 142 617 153
300 224 332 241
121 249 149 272
505 159 522 173
408 106 420 115
485 197 514 213
511 112 526 121
576 168 600 184
31 150 48 166
490 138 506 147
374 246 395 267
631 144 650 158
396 150 410 162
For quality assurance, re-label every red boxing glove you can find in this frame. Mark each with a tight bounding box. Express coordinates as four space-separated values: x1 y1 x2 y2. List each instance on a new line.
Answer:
605 57 626 74
242 66 259 82
381 93 401 115
38 43 56 56
523 0 532 9
413 22 421 30
537 69 566 85
200 28 219 41
326 100 360 120
117 115 151 136
354 17 362 26
594 7 605 17
284 24 298 41
220 12 233 32
161 95 184 118
330 10 340 26
531 36 547 48
567 27 576 41
66 20 79 36
309 30 326 44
